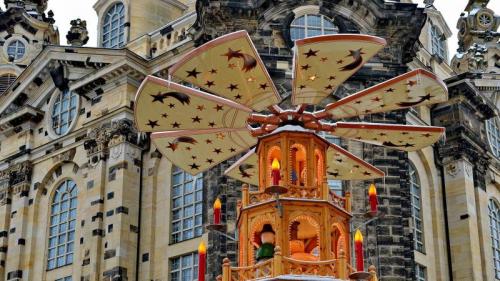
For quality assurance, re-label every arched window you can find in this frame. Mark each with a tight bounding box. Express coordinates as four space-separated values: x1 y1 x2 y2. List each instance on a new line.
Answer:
290 14 339 41
51 89 78 136
489 199 500 278
0 73 16 95
102 3 126 48
171 166 203 243
409 163 424 253
486 118 500 157
47 180 78 270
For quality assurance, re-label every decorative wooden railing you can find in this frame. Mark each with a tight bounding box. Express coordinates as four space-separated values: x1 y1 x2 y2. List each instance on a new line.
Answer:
241 183 351 212
219 247 380 281
282 256 337 276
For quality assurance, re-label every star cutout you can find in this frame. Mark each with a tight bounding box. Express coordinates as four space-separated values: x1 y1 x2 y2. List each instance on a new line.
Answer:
229 147 236 152
299 85 306 90
186 68 201 78
363 171 372 176
401 132 409 135
205 80 215 87
325 84 334 90
304 49 318 58
259 83 268 90
192 116 202 123
328 75 336 81
385 88 395 93
222 48 242 61
406 80 417 86
171 122 181 128
168 103 175 108
151 93 166 103
189 163 200 170
209 69 217 74
216 132 225 140
372 97 381 102
320 57 328 62
353 165 360 169
336 159 343 163
301 64 311 70
208 122 216 127
379 133 387 136
147 120 159 128
234 94 242 100
336 59 343 64
355 100 362 104
206 158 214 164
191 156 197 160
214 104 223 111
205 139 213 144
213 148 222 154
308 75 318 81
167 142 177 151
185 146 192 151
161 113 168 118
422 133 432 138
228 84 238 91
197 105 205 111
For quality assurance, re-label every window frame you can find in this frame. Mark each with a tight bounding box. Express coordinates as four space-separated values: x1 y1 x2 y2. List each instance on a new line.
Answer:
489 199 500 279
415 263 427 281
169 252 199 281
486 118 500 158
430 24 446 60
6 40 25 60
170 166 204 244
48 89 79 138
290 14 339 41
47 179 78 271
101 2 126 48
409 163 425 253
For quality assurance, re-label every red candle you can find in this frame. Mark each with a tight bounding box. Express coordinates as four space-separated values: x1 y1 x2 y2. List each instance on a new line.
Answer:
355 230 364 271
271 158 281 185
213 198 221 225
198 242 206 281
369 184 378 214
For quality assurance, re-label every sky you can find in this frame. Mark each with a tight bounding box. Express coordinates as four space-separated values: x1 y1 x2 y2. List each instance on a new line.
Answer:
1 0 499 57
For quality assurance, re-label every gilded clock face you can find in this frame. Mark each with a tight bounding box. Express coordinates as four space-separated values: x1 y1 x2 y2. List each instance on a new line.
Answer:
477 12 493 28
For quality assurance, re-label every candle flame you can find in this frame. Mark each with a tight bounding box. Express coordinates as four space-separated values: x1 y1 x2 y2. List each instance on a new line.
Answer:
271 158 280 170
355 229 363 243
198 241 206 254
214 198 221 209
369 184 377 196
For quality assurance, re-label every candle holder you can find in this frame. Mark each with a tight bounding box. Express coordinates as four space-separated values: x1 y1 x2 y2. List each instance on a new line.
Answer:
265 185 288 218
349 271 371 280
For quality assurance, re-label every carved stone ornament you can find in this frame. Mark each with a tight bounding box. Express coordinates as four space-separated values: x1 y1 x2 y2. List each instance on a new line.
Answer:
0 161 33 204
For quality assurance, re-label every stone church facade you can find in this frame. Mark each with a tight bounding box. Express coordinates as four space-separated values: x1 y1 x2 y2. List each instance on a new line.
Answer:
0 0 497 281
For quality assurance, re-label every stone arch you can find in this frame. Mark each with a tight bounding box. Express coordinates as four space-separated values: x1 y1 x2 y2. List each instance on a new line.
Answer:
35 158 80 200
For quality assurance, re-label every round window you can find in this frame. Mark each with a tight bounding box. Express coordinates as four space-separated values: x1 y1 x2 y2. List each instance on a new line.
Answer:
7 40 25 61
50 89 79 136
290 14 339 41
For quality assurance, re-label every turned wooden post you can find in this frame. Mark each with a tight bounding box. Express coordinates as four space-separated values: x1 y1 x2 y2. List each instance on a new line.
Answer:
337 249 347 279
236 200 242 218
322 175 329 200
273 246 283 276
345 191 351 212
222 258 231 281
242 184 249 207
368 265 378 281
